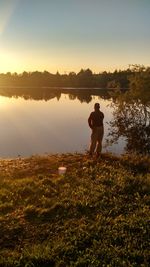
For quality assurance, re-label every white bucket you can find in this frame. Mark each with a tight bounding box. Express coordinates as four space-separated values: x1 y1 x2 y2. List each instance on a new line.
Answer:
58 166 67 175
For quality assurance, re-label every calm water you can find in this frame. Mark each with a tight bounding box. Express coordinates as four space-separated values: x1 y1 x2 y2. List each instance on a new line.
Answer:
0 92 125 158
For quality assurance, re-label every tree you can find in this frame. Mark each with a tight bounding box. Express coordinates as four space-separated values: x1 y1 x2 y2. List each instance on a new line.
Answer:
107 67 150 154
77 69 94 87
128 66 150 103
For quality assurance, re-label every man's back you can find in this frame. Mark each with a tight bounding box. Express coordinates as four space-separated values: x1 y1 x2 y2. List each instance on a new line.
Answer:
88 110 104 128
88 102 104 156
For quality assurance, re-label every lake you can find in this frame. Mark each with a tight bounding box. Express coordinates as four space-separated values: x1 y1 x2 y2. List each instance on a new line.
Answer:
0 88 126 158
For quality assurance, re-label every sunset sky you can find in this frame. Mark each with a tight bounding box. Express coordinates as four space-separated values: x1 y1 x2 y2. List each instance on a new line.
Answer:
0 0 150 74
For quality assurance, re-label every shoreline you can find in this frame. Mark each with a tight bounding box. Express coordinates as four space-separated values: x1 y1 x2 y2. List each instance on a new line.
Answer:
0 152 149 176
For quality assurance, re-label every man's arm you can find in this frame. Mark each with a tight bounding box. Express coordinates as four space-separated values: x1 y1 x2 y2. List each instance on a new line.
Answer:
102 112 104 121
88 113 93 129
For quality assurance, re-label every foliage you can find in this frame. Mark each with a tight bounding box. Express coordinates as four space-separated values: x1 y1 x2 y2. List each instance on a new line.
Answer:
107 65 150 154
128 65 150 103
0 68 133 88
0 153 150 266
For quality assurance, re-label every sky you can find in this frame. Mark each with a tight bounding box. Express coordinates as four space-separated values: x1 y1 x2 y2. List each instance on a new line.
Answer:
0 0 150 74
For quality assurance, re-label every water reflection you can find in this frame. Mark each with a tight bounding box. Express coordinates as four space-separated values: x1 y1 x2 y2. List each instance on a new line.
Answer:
0 87 149 157
0 92 117 158
0 87 111 103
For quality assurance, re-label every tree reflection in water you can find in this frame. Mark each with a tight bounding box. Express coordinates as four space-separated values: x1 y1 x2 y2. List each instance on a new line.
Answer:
0 87 111 103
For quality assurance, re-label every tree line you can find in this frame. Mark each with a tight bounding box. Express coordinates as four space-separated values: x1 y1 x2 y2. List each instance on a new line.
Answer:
0 68 136 88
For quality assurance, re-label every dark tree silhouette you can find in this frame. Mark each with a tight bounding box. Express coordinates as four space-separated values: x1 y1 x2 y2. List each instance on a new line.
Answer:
0 67 135 88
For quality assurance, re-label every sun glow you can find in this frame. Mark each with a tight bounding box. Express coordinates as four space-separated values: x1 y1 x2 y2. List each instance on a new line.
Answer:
0 96 8 108
0 50 19 73
0 0 22 73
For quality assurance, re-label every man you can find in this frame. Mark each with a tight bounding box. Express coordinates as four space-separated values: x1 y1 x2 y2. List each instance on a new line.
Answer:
88 103 104 157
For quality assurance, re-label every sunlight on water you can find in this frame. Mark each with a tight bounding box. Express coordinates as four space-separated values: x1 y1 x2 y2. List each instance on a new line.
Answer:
0 94 125 158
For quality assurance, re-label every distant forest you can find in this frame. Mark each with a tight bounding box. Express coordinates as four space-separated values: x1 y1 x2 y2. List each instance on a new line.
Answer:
0 68 136 88
0 65 149 89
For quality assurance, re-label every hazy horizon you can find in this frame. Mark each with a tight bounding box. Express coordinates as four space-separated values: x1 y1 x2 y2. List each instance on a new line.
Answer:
0 65 143 75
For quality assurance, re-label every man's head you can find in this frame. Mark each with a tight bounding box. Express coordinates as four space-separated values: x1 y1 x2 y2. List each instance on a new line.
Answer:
94 103 100 111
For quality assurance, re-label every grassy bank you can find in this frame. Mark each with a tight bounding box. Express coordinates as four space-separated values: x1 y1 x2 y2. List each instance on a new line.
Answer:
0 153 150 267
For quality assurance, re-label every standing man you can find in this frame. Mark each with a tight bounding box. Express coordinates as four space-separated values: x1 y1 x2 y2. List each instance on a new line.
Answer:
88 103 104 157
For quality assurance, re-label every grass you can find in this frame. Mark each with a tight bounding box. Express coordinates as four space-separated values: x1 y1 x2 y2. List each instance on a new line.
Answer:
0 153 150 267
